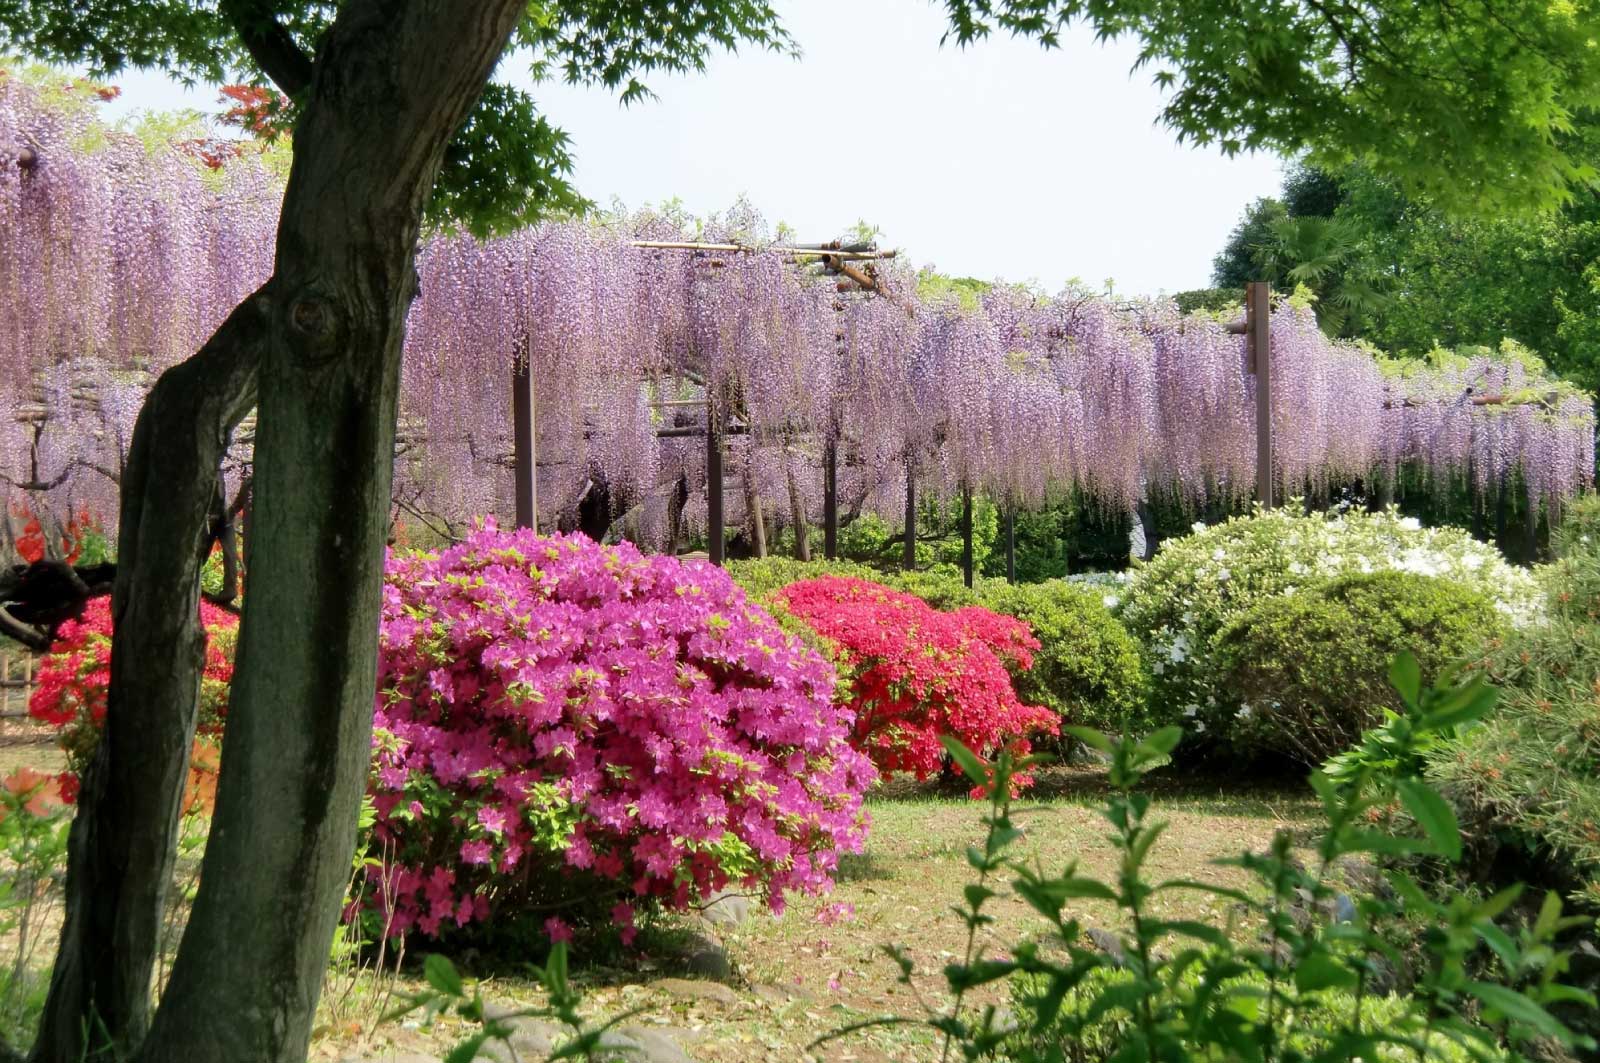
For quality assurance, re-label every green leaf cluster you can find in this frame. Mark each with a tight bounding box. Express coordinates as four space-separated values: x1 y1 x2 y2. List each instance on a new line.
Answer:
832 659 1598 1062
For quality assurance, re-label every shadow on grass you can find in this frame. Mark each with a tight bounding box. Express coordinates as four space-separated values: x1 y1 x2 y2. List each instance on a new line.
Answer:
872 759 1317 820
835 851 894 883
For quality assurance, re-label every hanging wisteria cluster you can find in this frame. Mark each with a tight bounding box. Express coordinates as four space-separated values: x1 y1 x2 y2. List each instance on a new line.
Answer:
2 66 1594 559
0 67 280 545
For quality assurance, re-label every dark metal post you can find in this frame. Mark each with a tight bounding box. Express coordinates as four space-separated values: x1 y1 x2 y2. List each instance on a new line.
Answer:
1005 504 1016 584
707 395 724 565
512 353 537 530
961 484 974 588
823 438 838 560
902 460 916 572
1247 281 1274 508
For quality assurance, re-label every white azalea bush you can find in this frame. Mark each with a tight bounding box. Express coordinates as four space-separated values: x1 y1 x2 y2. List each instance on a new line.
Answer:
1118 506 1537 753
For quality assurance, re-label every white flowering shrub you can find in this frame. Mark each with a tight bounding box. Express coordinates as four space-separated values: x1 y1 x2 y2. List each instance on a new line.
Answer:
1118 507 1537 748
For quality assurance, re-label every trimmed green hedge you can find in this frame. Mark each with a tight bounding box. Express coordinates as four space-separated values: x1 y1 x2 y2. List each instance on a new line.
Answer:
1214 571 1505 764
973 580 1150 738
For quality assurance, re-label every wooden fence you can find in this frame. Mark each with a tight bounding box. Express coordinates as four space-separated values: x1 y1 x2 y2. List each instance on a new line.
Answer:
0 649 37 721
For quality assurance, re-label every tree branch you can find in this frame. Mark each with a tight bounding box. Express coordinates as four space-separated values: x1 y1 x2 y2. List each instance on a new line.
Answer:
220 0 315 96
0 604 49 651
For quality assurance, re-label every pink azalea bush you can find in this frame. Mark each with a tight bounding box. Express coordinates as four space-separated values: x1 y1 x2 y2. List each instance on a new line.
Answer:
367 528 875 942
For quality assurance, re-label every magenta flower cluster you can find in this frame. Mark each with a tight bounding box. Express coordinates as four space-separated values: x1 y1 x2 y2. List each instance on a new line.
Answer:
368 526 875 940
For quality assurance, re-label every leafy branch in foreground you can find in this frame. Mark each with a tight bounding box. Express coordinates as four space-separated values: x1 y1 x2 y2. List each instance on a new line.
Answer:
830 652 1597 1061
384 945 647 1063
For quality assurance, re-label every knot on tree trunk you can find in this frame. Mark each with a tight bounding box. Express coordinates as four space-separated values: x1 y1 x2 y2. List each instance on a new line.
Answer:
286 289 348 365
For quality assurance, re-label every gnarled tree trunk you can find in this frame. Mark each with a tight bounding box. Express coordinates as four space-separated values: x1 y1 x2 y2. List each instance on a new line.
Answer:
31 3 527 1062
32 300 262 1063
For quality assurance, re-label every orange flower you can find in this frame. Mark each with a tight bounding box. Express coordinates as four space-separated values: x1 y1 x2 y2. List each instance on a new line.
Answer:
2 767 65 818
182 738 222 816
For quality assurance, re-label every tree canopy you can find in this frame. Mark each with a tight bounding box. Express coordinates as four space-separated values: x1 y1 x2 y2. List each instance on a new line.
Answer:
1209 141 1600 393
942 0 1600 214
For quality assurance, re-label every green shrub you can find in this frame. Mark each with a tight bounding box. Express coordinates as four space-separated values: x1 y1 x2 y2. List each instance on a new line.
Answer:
882 566 976 609
1214 572 1505 764
722 556 880 601
1428 495 1600 910
1009 967 1504 1062
976 580 1150 738
1118 506 1535 743
827 663 1595 1063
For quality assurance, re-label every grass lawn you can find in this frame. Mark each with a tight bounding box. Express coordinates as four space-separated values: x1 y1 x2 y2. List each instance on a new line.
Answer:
317 767 1317 1063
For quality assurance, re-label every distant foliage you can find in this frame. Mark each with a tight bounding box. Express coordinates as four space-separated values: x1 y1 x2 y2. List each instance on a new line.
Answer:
776 575 1055 790
1119 507 1535 746
1429 495 1600 909
723 556 880 601
1215 572 1504 763
29 597 233 809
367 530 874 942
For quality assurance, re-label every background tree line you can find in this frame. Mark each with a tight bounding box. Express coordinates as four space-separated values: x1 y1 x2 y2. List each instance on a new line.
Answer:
1181 127 1600 394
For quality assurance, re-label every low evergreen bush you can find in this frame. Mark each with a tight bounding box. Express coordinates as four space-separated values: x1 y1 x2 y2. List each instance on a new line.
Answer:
1118 507 1535 745
1215 571 1504 763
976 579 1151 739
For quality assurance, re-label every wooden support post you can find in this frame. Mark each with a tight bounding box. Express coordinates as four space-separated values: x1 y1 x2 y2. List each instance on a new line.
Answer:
746 474 768 559
512 353 537 531
1247 281 1275 508
961 484 974 588
787 466 811 562
1005 504 1016 584
823 439 838 560
902 460 916 572
707 396 724 566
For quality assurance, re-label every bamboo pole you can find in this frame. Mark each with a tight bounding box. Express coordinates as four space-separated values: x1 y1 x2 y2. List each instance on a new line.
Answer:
630 239 895 261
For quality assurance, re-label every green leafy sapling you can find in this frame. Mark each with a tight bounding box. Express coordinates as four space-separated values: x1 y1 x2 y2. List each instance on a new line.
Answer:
385 946 646 1063
833 653 1596 1062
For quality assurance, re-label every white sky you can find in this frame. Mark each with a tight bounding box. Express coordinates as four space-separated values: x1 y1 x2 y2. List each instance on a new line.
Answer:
93 0 1284 296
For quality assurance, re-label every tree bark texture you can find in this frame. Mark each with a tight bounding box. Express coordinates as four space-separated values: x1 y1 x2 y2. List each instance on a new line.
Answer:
142 5 526 1059
32 299 263 1063
33 3 527 1062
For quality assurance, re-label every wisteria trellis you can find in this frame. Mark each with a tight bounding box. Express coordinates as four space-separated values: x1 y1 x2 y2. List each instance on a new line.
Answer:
2 70 1593 557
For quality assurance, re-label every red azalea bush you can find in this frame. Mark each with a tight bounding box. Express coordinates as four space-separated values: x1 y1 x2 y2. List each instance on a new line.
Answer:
776 576 1057 790
367 529 876 943
28 597 235 809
